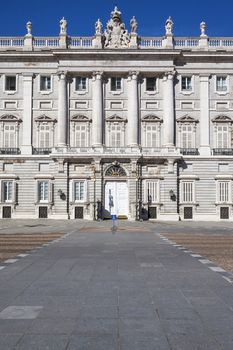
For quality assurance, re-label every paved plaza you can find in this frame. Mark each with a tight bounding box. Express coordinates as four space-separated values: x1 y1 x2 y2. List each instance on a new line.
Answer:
0 220 232 349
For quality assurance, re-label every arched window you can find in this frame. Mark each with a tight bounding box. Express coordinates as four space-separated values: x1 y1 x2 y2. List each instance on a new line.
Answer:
105 164 127 177
70 115 91 148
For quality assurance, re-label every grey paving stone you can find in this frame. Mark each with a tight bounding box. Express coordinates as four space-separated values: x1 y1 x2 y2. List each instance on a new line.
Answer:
0 334 23 350
15 334 69 350
67 334 117 350
72 318 118 336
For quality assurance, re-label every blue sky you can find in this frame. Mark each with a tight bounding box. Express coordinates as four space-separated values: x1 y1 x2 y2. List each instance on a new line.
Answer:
1 0 233 37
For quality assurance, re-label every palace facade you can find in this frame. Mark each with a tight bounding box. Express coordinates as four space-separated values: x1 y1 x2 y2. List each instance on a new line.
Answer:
1 7 233 220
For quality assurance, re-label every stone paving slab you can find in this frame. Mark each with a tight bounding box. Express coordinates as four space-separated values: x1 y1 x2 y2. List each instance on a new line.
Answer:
0 221 232 349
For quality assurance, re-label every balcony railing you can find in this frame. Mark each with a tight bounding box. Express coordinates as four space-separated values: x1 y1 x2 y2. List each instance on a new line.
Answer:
33 148 52 155
0 148 21 154
180 148 199 155
213 148 233 155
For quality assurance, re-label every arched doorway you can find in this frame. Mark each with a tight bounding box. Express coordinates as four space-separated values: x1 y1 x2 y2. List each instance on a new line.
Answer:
104 164 129 219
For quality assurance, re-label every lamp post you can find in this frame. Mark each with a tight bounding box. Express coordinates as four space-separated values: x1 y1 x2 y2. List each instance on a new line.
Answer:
148 188 152 220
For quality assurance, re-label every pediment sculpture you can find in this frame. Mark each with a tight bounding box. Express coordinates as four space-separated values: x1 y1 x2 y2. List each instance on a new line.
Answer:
104 7 131 48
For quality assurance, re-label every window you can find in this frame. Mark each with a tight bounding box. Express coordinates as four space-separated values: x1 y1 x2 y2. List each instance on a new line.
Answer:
74 181 85 201
181 181 194 203
75 124 87 147
218 181 230 203
146 125 158 147
146 77 156 92
216 76 227 92
39 124 50 148
146 181 159 203
216 125 229 148
110 124 121 147
3 181 13 202
180 125 193 148
5 76 16 91
111 77 122 91
75 77 87 91
40 76 51 91
38 181 49 202
181 76 192 91
3 124 16 148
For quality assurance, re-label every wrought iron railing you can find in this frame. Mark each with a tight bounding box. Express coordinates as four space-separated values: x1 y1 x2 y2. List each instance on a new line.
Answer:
180 148 199 155
33 148 52 155
0 148 21 154
212 148 233 155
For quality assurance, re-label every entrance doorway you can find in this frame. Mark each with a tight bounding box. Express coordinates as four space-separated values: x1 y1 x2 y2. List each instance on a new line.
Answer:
104 181 129 219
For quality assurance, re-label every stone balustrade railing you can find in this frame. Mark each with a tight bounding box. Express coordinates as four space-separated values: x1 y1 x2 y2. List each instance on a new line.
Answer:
1 35 233 50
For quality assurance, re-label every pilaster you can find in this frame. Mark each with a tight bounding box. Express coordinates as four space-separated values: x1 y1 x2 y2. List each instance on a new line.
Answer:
92 72 103 148
199 75 211 155
162 71 175 147
57 72 67 148
127 71 139 147
21 74 33 154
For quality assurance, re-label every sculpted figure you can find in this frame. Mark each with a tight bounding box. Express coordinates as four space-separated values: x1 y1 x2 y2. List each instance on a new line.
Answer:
60 17 67 35
26 21 32 35
200 21 206 36
121 30 130 46
130 16 138 33
95 18 102 35
165 16 173 36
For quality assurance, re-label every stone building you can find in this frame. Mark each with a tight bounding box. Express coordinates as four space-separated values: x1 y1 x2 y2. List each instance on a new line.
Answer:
0 7 233 221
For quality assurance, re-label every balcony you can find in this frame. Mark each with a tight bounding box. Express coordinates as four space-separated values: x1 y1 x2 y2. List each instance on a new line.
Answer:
213 148 233 156
0 148 20 155
33 148 52 155
180 148 199 156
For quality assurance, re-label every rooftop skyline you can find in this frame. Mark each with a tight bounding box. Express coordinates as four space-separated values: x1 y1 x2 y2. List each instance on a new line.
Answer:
1 0 233 37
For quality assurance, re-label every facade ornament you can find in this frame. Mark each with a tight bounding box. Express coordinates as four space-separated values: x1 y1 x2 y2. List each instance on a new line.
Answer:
95 18 102 35
130 16 138 33
104 6 130 48
60 17 67 35
200 21 207 37
165 16 173 36
26 21 32 36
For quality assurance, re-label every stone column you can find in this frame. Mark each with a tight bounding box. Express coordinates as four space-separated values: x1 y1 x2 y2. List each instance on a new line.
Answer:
57 72 67 147
92 72 103 147
199 75 210 155
163 72 175 147
127 71 138 147
21 74 33 154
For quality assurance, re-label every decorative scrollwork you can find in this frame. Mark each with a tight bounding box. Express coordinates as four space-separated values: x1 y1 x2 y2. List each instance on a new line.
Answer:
105 165 127 177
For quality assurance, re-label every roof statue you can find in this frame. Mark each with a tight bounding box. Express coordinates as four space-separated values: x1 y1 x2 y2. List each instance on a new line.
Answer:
60 17 67 35
104 6 130 48
165 16 173 36
200 21 207 37
26 21 32 36
95 18 102 35
130 16 138 33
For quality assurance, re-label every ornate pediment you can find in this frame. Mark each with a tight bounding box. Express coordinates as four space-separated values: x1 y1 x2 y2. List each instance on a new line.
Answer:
35 114 56 123
71 114 91 122
0 114 21 122
212 115 232 123
104 7 130 48
142 114 162 122
106 114 126 122
177 115 198 123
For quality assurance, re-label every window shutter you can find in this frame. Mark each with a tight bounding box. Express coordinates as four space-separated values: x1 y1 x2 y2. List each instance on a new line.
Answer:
0 180 2 203
35 181 39 203
49 181 53 204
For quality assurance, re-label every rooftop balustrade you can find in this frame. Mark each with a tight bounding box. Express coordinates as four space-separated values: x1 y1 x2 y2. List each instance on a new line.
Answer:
1 35 233 51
